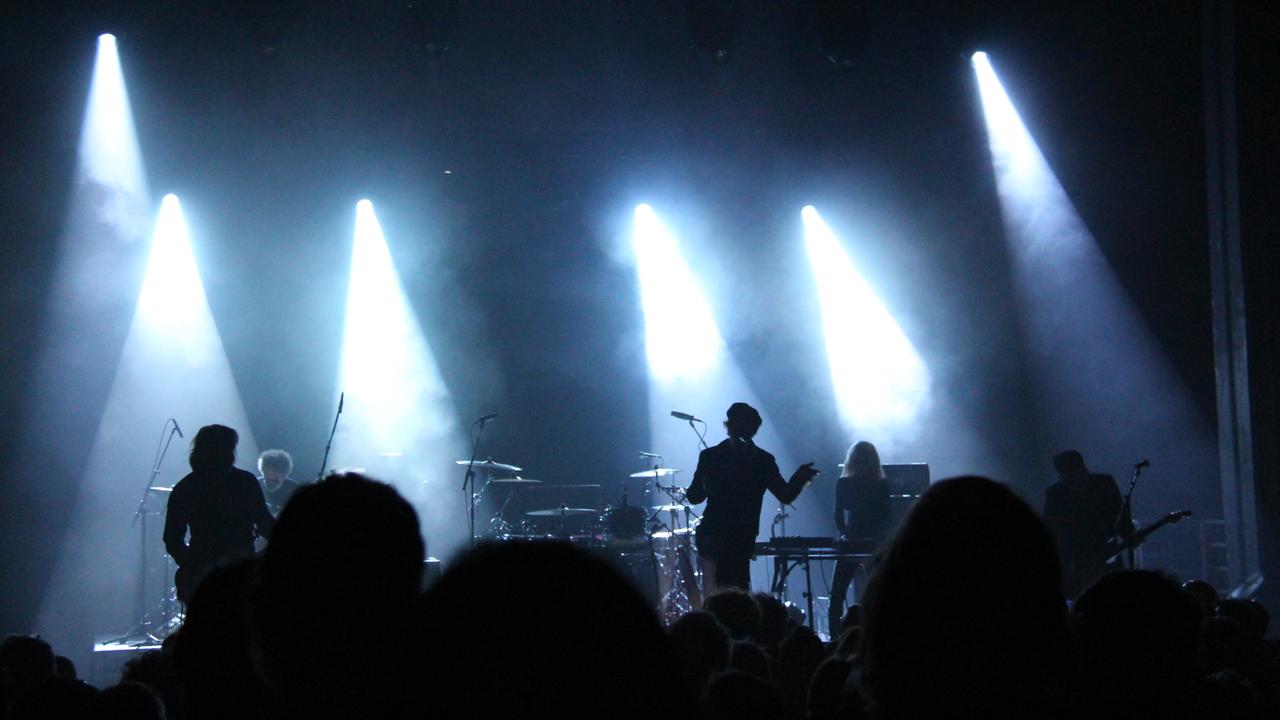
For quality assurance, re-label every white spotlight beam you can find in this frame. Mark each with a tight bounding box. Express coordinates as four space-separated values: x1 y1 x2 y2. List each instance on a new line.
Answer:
632 204 803 593
81 35 146 203
801 207 931 449
335 200 464 556
973 52 1215 487
633 204 726 384
37 195 258 660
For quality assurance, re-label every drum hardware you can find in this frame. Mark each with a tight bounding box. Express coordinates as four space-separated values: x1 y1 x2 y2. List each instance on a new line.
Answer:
486 477 543 485
525 507 600 518
457 414 508 545
456 459 524 474
629 468 682 478
114 419 184 647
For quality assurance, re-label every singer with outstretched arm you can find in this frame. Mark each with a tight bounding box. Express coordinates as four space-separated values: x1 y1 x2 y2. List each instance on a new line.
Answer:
685 402 818 592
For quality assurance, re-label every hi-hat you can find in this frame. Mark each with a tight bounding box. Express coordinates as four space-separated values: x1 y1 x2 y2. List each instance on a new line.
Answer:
456 459 523 473
526 507 598 518
651 528 694 540
630 468 681 478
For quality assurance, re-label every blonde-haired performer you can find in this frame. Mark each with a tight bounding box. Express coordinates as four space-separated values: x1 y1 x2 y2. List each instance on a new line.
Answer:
828 440 890 637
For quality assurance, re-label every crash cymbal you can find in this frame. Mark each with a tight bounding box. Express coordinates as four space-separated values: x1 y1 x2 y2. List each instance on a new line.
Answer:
651 504 690 513
487 477 543 485
629 468 681 478
525 507 599 518
456 459 523 473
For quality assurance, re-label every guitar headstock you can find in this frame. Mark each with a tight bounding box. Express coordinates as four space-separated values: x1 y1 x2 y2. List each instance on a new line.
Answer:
1167 509 1193 523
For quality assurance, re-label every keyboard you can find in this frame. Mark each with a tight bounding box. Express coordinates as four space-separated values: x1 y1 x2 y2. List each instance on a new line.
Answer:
754 536 876 558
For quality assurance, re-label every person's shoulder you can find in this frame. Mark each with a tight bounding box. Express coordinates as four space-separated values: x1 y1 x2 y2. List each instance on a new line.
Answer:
231 467 260 485
702 440 731 456
169 473 197 498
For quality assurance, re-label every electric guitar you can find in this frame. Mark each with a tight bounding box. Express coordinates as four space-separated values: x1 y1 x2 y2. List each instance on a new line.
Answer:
1066 509 1192 597
1097 509 1192 564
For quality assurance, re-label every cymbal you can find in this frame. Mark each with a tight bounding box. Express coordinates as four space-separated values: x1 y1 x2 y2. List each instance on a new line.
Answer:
651 504 690 512
456 459 523 473
487 477 543 485
629 468 681 478
148 486 173 494
526 507 599 518
651 528 694 540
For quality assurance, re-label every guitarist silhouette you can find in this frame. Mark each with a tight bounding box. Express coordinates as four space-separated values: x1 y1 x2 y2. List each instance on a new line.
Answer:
164 424 274 603
1042 450 1134 598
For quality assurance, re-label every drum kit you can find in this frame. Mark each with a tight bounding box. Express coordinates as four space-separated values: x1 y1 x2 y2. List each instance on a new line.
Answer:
459 457 705 622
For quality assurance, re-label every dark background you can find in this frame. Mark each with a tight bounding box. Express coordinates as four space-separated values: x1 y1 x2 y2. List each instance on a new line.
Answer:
1 0 1246 644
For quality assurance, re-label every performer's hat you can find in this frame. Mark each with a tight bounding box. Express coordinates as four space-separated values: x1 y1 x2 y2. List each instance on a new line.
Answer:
725 402 762 427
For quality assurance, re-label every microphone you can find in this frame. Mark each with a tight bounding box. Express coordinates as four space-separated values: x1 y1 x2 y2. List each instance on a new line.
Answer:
1135 459 1150 469
638 451 661 459
670 411 701 422
475 413 498 425
337 392 345 414
172 419 184 439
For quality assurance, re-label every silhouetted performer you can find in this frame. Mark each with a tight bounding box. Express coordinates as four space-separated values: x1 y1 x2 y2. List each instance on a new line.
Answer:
686 402 818 591
828 440 890 636
1042 449 1134 597
256 448 301 516
163 424 274 603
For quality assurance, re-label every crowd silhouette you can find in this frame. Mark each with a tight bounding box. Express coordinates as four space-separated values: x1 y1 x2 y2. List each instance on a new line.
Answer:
3 472 1277 719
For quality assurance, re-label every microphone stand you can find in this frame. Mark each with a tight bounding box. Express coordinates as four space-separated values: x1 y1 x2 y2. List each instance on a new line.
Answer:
1113 462 1145 568
683 418 708 450
121 418 181 643
317 393 344 480
462 416 492 547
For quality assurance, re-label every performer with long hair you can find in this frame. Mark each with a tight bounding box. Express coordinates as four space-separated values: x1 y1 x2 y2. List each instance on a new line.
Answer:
163 424 274 603
828 440 890 636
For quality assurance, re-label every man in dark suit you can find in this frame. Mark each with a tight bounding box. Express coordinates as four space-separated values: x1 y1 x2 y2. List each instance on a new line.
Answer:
685 402 818 591
1042 449 1134 598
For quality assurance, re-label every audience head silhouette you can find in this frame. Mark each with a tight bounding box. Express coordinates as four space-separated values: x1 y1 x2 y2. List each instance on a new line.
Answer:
1071 569 1202 718
253 472 423 717
858 475 1068 718
407 541 686 718
703 589 762 641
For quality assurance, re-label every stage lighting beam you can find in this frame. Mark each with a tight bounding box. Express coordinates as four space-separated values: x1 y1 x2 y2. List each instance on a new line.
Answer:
335 200 464 556
801 206 930 444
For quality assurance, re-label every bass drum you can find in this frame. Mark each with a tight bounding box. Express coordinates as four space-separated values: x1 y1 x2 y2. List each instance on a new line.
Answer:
601 504 648 549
